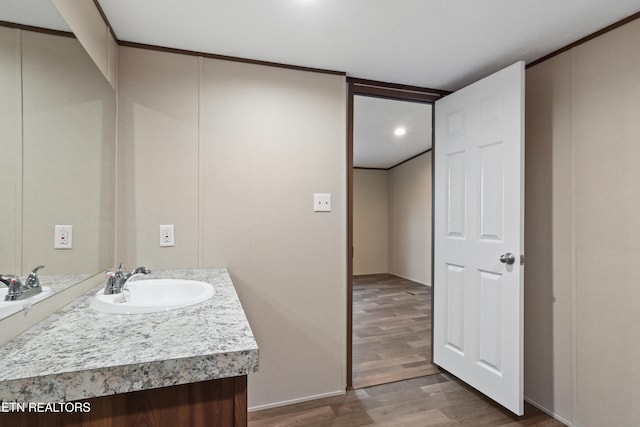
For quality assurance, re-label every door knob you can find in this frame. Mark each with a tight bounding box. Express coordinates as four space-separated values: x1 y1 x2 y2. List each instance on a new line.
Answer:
500 253 516 265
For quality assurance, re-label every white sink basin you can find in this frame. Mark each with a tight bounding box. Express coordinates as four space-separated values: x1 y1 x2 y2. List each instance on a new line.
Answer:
0 286 54 318
90 279 215 314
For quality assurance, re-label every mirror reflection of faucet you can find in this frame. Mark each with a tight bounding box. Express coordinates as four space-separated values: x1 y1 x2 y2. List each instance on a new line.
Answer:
104 263 151 295
0 266 45 301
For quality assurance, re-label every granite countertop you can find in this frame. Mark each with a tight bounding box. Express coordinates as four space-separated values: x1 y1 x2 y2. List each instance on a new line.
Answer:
0 268 259 403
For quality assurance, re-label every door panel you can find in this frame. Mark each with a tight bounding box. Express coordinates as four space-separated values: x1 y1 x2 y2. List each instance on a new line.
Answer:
479 141 504 240
434 61 524 415
446 151 466 237
445 263 465 353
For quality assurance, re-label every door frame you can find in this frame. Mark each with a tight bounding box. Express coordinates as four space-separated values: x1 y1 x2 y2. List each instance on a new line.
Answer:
346 78 450 388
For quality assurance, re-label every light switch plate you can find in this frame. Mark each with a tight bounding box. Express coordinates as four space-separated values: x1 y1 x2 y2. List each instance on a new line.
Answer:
54 225 73 249
314 193 332 212
160 224 175 247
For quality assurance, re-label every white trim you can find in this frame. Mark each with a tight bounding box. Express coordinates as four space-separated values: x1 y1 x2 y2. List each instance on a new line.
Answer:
524 397 574 427
248 390 345 413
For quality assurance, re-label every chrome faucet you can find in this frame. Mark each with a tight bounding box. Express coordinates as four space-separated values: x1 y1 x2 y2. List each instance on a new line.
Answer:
104 263 151 294
1 266 45 301
0 275 19 289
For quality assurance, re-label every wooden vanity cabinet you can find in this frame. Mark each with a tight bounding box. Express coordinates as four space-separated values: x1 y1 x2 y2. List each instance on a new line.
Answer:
2 375 247 427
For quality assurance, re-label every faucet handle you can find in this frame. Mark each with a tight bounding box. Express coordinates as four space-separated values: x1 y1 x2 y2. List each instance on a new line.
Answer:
104 271 117 295
25 265 45 288
0 274 19 288
5 276 24 301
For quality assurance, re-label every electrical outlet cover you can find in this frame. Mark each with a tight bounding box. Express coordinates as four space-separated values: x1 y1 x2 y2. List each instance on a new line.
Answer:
54 225 73 249
160 224 175 247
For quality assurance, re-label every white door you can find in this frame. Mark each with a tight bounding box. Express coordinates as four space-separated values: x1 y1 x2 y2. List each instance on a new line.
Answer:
433 61 525 415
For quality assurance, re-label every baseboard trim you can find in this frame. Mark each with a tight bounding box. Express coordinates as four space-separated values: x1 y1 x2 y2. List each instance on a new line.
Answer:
524 396 573 426
248 390 346 412
389 272 431 287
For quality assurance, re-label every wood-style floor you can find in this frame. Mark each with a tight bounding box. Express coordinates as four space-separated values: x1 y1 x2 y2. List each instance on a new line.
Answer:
248 373 564 426
248 273 564 426
352 274 439 388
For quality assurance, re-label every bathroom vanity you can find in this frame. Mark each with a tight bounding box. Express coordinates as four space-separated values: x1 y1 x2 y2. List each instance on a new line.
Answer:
0 268 259 427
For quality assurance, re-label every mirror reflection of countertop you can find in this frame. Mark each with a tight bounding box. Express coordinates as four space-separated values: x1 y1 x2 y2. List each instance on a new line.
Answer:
0 274 94 320
0 268 259 403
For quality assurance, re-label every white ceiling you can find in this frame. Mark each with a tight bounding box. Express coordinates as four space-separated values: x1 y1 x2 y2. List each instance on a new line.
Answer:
354 96 431 169
100 0 640 91
3 0 640 166
3 1 640 90
1 0 69 31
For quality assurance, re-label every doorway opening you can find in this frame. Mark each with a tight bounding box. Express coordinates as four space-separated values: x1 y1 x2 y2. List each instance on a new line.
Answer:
347 79 449 389
351 274 438 388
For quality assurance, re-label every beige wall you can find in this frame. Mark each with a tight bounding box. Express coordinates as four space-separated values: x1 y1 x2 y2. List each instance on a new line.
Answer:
21 31 116 276
525 17 640 427
389 152 432 285
352 153 432 284
117 48 200 270
117 46 347 409
0 27 22 273
525 51 574 424
572 19 640 427
353 169 389 274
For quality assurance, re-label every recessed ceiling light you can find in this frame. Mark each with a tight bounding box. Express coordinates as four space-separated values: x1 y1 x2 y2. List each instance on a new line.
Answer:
394 127 406 136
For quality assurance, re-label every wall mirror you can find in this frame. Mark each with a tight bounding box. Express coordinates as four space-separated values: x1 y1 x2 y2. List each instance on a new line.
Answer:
0 0 116 319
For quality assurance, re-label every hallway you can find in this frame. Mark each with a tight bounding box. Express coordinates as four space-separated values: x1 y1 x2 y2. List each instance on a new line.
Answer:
352 274 439 388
